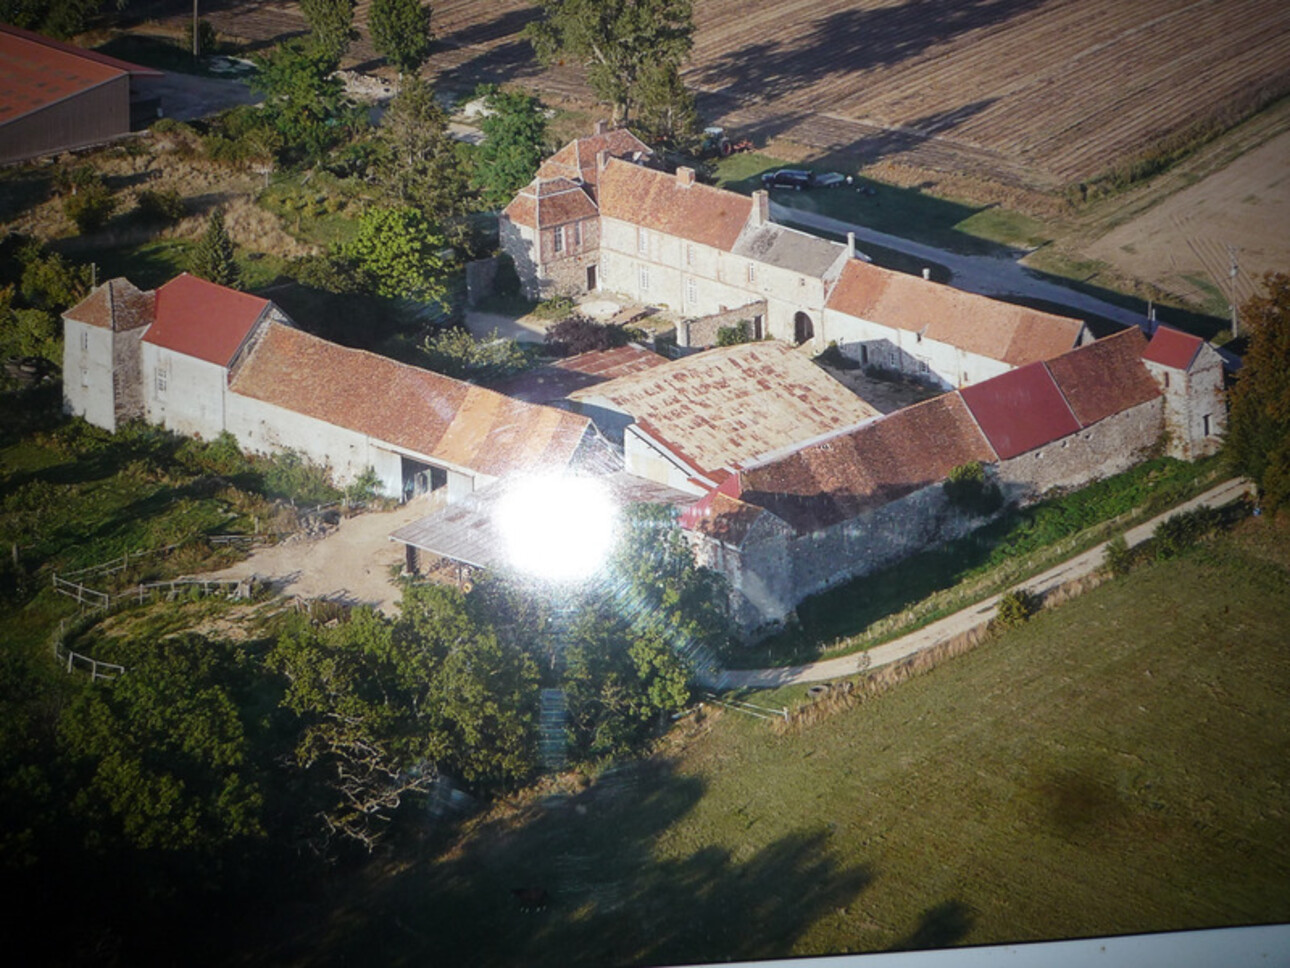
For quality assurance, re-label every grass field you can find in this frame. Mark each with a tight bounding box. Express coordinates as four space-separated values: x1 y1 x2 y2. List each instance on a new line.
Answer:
238 513 1290 967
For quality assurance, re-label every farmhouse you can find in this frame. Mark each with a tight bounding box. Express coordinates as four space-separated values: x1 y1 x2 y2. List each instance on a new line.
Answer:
63 273 601 501
0 24 162 165
501 126 1090 390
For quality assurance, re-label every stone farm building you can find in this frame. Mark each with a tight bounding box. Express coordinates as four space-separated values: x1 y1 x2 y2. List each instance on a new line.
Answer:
62 273 601 502
502 126 1089 391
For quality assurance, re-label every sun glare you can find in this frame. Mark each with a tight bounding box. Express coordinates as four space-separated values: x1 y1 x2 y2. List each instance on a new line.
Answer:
495 473 618 583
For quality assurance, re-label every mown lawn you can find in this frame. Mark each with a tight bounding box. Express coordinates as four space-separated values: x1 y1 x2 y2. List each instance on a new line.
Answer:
243 515 1290 967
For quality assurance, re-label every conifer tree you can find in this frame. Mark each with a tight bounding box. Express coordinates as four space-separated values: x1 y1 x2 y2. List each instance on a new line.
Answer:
190 209 240 289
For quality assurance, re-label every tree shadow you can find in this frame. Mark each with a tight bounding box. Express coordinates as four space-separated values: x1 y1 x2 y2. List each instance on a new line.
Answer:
438 7 539 50
891 900 975 950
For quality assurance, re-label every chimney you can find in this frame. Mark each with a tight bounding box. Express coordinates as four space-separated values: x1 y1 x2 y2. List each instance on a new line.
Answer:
751 189 769 227
676 166 696 187
922 267 931 281
595 119 608 135
847 231 856 259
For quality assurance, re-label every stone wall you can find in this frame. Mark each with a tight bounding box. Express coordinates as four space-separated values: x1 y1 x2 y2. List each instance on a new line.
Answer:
677 301 767 349
110 327 145 425
1146 346 1226 460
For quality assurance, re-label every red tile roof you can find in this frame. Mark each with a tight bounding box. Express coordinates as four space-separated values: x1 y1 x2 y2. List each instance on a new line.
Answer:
502 177 599 230
1142 325 1203 370
1046 329 1160 427
536 127 652 189
959 361 1080 460
568 341 880 478
142 274 270 367
598 158 753 252
63 277 154 332
733 393 996 533
0 24 160 125
826 259 1085 365
231 324 593 478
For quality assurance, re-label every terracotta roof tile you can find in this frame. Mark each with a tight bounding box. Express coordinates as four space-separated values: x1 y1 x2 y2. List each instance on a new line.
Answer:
736 393 995 532
598 158 752 252
501 191 537 229
826 259 1084 365
230 324 592 477
63 277 154 332
1142 325 1203 370
959 361 1080 460
0 24 160 125
142 274 270 366
537 127 652 188
568 341 880 477
1046 329 1159 426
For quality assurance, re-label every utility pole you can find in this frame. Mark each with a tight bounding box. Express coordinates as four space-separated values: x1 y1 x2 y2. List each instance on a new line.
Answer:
1227 243 1240 339
192 0 200 57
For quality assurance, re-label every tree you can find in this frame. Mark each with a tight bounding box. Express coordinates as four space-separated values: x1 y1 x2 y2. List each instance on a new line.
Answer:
526 0 694 123
189 209 240 288
253 39 361 166
300 0 356 65
368 0 433 76
342 206 451 304
1227 272 1290 512
944 460 1003 516
632 60 699 148
421 326 533 382
0 0 101 38
544 315 632 356
472 84 548 211
62 176 116 234
374 75 469 224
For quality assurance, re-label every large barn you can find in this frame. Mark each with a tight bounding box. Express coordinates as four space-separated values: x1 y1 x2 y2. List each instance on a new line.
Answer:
0 24 162 165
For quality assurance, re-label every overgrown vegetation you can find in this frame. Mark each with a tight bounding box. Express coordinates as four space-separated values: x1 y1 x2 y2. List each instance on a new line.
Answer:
544 315 636 355
420 326 536 382
943 460 1003 517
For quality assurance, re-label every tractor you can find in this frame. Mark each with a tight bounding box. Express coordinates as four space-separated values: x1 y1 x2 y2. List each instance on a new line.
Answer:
700 126 753 158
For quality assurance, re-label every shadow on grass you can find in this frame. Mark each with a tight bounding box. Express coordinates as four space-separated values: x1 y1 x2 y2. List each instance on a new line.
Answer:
276 758 873 967
892 900 975 951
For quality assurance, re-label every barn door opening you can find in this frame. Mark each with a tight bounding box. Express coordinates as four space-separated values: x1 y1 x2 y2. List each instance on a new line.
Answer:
401 456 446 502
794 311 814 344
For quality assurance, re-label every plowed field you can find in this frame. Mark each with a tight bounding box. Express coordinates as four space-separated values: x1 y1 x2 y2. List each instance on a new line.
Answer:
198 0 1290 194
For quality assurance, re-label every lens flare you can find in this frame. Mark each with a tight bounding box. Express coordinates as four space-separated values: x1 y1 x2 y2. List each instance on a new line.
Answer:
495 473 617 582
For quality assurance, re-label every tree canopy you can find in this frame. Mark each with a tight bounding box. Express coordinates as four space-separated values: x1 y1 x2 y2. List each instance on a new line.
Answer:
368 0 433 75
526 0 694 123
300 0 357 66
253 39 362 166
342 206 451 304
374 75 470 224
189 209 240 288
1227 272 1290 512
472 85 548 211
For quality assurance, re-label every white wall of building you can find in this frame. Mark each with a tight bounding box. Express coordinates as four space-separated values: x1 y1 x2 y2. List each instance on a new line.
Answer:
140 343 228 440
63 319 116 430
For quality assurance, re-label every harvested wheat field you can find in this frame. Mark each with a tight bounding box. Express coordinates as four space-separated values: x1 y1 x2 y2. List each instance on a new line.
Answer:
196 0 1290 196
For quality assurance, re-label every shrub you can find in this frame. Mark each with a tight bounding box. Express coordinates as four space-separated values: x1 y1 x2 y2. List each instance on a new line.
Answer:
1102 535 1134 577
531 294 576 321
62 179 116 234
993 588 1039 631
493 253 521 297
183 18 218 55
544 315 630 356
1153 505 1222 560
945 461 1004 517
345 466 384 502
136 189 185 223
716 319 752 347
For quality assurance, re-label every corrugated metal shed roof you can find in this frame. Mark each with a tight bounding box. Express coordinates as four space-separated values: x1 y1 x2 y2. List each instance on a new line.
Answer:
231 323 593 478
568 341 880 478
142 274 269 366
1142 325 1203 370
959 361 1080 460
0 24 161 125
490 345 668 404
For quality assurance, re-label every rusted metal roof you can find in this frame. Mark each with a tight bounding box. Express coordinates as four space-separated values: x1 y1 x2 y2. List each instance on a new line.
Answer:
1142 325 1203 370
0 24 161 125
959 361 1080 460
142 274 270 366
62 277 154 331
1046 328 1160 427
598 158 753 252
826 259 1085 365
568 341 880 478
490 345 668 404
231 323 594 478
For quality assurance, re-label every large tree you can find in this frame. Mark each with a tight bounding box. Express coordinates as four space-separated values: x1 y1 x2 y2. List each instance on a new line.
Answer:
341 205 450 304
526 0 694 123
300 0 357 66
189 209 240 288
374 75 469 223
1227 272 1290 512
253 38 361 166
633 60 700 149
368 0 433 76
472 85 548 211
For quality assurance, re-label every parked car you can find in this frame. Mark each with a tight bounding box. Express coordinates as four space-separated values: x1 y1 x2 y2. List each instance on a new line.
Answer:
760 169 812 190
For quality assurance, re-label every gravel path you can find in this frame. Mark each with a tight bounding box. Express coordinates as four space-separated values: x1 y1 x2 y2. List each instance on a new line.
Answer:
706 478 1253 691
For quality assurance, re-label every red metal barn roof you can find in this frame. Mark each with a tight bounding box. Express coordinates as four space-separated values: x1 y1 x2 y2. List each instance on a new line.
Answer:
959 361 1080 460
143 274 270 366
1142 325 1204 370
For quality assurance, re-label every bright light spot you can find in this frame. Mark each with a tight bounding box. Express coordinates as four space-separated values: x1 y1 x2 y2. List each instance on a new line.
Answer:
495 473 617 582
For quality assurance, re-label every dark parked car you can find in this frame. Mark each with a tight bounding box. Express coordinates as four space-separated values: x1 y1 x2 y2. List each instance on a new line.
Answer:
760 169 812 190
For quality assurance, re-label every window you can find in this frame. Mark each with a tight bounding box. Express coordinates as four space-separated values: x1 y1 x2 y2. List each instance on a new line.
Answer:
747 263 756 284
572 221 581 247
639 265 650 292
1163 371 1170 389
638 227 648 254
686 277 697 306
685 244 694 267
80 329 88 352
155 368 167 396
553 225 563 253
79 367 89 388
1203 413 1212 436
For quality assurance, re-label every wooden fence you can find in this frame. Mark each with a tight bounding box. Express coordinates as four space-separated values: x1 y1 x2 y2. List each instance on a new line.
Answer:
52 573 256 612
52 620 124 681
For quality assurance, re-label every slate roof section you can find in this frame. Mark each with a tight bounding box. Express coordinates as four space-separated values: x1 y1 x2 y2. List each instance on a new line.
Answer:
502 177 599 230
536 127 652 190
732 223 847 277
567 341 880 478
231 324 593 478
826 259 1085 365
490 345 668 404
958 361 1080 461
733 393 996 533
1046 328 1159 427
1142 325 1204 370
142 274 270 367
63 277 154 332
0 24 161 125
598 158 753 252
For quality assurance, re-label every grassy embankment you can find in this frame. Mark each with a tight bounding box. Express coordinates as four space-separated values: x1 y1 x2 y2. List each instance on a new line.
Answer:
259 512 1290 967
